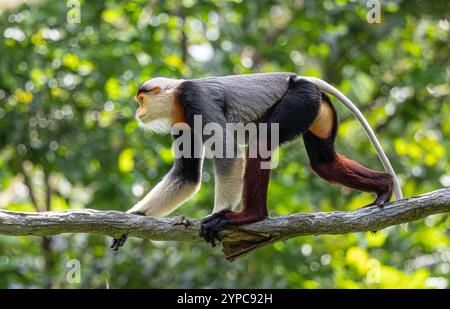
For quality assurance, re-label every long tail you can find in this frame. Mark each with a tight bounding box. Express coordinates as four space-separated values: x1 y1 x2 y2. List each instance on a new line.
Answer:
297 76 403 200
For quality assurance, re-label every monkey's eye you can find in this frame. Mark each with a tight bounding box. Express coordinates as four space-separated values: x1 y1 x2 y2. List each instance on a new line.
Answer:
136 95 144 106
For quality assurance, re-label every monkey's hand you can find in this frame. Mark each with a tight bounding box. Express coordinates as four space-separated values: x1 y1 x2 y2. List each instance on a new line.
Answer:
110 235 127 251
199 211 230 247
110 211 145 251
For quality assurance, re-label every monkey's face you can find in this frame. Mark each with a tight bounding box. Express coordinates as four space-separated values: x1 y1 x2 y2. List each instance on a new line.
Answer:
135 78 182 129
136 86 160 121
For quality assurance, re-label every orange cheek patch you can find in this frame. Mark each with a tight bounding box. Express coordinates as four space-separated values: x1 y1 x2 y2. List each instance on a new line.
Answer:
308 101 334 139
172 96 186 124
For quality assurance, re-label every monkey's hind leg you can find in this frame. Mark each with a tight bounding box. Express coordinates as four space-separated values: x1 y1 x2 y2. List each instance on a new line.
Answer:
200 157 246 247
199 139 271 247
303 96 394 206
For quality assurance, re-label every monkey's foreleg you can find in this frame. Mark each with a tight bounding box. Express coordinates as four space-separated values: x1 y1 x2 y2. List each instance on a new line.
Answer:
110 129 204 251
212 157 245 213
111 178 201 251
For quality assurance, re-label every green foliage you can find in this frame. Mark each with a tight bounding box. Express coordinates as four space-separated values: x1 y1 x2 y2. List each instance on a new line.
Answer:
0 0 448 288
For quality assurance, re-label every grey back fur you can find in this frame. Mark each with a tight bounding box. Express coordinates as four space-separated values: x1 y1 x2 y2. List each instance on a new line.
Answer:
190 72 296 124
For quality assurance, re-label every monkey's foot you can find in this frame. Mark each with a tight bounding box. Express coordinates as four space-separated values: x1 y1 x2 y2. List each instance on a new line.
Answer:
110 235 127 251
199 212 230 247
364 191 393 234
364 190 393 208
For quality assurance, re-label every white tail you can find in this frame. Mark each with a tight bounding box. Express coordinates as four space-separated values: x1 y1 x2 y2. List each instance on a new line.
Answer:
298 76 403 201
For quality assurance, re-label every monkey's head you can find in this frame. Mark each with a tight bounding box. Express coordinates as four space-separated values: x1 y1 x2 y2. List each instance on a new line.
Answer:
135 77 183 133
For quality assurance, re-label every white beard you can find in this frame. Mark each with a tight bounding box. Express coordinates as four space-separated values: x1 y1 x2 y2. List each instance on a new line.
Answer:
139 118 172 134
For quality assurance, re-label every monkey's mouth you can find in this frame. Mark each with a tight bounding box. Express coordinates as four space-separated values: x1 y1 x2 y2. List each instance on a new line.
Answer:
136 111 152 123
135 115 150 129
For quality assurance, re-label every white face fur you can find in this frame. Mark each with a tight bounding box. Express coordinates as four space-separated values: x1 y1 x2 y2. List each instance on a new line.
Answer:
135 77 184 134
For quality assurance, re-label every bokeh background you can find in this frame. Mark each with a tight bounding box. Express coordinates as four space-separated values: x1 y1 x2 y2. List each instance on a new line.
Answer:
0 0 449 288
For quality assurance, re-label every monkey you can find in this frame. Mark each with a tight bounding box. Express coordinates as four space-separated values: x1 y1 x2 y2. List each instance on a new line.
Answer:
110 73 402 250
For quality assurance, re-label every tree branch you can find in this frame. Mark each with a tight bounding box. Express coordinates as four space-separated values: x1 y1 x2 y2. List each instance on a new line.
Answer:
0 189 449 261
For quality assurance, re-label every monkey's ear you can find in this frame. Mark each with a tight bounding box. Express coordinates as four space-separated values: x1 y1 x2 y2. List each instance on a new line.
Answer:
152 86 161 94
